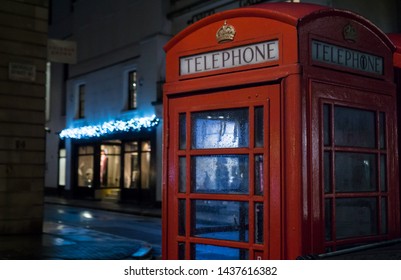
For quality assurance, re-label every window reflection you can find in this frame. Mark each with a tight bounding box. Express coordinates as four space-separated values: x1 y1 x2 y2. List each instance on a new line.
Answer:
191 244 248 260
335 152 377 192
336 197 377 239
191 108 249 149
191 155 248 194
334 106 376 148
192 200 249 242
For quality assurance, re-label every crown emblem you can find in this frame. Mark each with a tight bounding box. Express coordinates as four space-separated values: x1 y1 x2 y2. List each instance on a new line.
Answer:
343 24 357 42
216 21 236 43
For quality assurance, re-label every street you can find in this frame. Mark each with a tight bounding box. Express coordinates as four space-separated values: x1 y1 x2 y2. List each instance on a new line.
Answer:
44 204 162 258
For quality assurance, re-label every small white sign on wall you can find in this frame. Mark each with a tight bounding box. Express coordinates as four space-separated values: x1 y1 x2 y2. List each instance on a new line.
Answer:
9 62 36 82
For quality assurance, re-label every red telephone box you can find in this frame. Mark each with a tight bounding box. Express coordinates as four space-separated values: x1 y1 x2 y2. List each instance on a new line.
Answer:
163 3 400 260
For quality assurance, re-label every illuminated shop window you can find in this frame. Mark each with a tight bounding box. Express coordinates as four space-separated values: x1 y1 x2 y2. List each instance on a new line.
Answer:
77 146 94 187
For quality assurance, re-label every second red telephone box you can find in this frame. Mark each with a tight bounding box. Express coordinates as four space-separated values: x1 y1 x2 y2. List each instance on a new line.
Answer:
163 3 400 260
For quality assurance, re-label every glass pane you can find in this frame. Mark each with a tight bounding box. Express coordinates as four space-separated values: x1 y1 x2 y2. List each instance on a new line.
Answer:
125 141 138 152
335 197 377 239
191 155 249 194
191 244 248 260
100 145 121 187
59 148 66 157
191 108 249 149
324 152 331 193
379 112 386 149
178 243 185 259
192 200 249 242
325 199 332 241
141 141 151 152
381 197 388 234
178 199 186 236
58 157 66 186
380 155 387 192
255 203 263 244
334 106 376 148
254 106 264 148
323 104 331 146
179 157 186 193
141 152 151 189
335 152 377 192
179 113 186 150
78 155 94 187
254 155 264 195
79 146 94 154
124 152 139 188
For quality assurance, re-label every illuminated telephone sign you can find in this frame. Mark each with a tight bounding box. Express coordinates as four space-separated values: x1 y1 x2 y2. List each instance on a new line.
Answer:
180 40 279 76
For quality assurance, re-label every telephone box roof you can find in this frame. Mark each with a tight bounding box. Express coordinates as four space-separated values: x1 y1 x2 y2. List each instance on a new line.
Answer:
388 33 401 67
164 2 394 52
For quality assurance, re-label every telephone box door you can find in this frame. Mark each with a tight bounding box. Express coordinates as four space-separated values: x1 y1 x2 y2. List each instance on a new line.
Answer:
165 84 281 259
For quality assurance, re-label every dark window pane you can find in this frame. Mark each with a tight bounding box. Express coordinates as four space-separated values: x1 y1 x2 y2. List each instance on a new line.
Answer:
191 155 248 194
379 112 386 149
191 200 248 242
325 199 332 241
178 199 186 236
334 106 375 148
179 157 186 193
191 108 249 149
254 155 264 195
335 152 377 192
191 244 248 260
324 152 332 193
254 106 264 148
336 197 377 239
178 243 185 259
179 113 186 150
381 197 388 234
323 104 331 146
380 155 387 192
255 203 263 244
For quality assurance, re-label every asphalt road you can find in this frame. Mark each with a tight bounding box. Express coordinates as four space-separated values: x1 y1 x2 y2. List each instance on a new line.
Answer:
44 204 162 258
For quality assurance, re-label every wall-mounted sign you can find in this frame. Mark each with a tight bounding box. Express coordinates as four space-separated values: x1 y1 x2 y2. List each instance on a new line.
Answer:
8 62 36 82
180 40 279 76
311 40 383 75
48 39 77 64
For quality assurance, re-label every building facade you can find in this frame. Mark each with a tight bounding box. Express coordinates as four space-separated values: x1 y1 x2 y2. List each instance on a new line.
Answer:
0 0 48 234
45 0 401 207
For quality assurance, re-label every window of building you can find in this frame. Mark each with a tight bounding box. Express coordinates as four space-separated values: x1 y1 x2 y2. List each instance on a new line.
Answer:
77 145 94 187
58 148 66 186
323 104 388 250
128 70 137 110
124 140 151 189
100 144 121 188
78 84 85 118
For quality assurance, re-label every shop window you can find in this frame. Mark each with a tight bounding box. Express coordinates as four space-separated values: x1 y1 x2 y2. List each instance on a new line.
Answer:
323 104 388 249
124 140 151 189
100 144 121 187
58 148 66 186
77 146 94 187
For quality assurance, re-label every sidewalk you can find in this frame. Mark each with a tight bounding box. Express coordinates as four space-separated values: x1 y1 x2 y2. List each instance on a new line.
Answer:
0 196 160 260
44 196 161 217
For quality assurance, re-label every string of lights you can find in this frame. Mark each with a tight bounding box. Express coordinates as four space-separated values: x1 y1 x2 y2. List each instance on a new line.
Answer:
59 115 160 139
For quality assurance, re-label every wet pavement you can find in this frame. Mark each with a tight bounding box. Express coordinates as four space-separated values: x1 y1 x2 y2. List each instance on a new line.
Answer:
0 196 160 260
